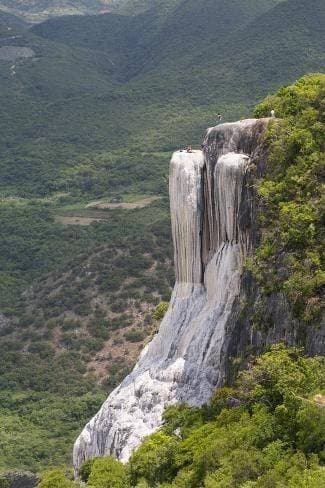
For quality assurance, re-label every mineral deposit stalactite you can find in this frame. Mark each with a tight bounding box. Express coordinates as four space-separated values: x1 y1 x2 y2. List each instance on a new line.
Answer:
73 119 270 472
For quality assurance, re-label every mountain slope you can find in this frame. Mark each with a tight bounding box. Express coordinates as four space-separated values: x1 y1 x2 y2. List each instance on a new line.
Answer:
129 0 325 101
0 0 324 474
32 0 281 81
0 1 114 23
0 1 181 22
32 0 325 97
1 0 324 322
0 8 27 28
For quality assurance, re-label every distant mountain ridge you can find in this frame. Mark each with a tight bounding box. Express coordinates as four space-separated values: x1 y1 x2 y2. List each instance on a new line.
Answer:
0 0 179 22
0 0 323 197
0 1 114 23
32 0 325 89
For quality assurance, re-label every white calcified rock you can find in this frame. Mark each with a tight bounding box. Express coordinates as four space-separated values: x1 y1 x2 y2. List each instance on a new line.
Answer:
73 119 269 472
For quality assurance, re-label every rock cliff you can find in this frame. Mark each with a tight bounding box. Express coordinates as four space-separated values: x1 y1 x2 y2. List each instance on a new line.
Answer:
74 118 275 471
75 117 324 472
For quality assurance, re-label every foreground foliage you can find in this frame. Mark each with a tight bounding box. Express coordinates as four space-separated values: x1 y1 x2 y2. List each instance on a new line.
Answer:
127 345 325 487
41 345 324 487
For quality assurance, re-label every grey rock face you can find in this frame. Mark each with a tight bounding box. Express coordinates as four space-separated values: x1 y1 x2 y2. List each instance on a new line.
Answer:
1 472 39 488
73 118 271 472
222 269 325 384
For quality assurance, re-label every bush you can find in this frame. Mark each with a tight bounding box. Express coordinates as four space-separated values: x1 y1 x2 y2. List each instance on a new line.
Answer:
38 469 76 488
79 459 96 483
87 320 110 340
0 476 9 488
152 301 169 321
129 432 178 486
124 329 145 343
87 457 129 488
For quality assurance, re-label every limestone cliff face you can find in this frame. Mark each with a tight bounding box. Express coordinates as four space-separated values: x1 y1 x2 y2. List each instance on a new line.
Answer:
73 118 274 471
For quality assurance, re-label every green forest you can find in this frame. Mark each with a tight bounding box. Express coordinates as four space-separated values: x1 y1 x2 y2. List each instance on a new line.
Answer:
0 0 324 484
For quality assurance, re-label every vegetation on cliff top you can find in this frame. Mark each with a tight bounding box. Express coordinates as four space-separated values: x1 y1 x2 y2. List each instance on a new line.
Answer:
252 73 324 323
40 345 325 487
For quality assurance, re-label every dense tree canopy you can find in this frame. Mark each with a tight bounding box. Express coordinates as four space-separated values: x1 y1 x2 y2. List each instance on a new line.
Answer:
251 73 324 322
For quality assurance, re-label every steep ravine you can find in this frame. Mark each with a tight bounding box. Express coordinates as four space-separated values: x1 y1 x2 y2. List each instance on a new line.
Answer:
74 118 274 471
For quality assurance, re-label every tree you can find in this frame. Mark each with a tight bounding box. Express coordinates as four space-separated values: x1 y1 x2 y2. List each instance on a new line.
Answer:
152 302 169 321
87 457 129 488
252 73 325 322
129 431 178 486
0 476 9 488
37 469 77 488
79 458 96 483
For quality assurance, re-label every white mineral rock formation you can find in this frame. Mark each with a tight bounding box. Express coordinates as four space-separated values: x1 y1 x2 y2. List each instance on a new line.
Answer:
73 119 269 472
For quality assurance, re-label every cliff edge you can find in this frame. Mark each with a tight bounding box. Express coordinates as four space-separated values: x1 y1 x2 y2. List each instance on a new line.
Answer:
74 118 274 470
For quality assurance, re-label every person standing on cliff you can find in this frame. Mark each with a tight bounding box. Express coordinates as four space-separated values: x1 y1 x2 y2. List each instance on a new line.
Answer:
271 109 276 118
217 113 223 123
201 142 208 151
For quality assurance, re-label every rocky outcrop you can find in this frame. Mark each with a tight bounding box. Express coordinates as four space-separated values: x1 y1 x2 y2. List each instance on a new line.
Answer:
222 269 325 384
1 472 39 488
74 117 324 473
73 118 273 472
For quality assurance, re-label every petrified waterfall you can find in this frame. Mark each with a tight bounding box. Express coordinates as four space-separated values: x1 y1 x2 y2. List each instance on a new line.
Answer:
73 118 269 471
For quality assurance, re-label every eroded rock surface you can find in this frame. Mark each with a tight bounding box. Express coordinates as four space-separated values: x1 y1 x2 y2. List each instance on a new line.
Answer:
73 118 271 471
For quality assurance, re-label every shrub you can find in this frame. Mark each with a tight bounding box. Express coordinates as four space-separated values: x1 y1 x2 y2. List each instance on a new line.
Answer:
87 320 110 340
87 457 129 488
0 475 9 488
38 469 76 488
124 329 145 343
79 458 96 483
152 302 169 321
127 346 324 487
129 432 178 486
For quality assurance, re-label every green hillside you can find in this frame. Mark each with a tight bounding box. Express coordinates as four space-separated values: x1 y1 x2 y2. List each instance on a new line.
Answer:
127 0 325 104
0 0 324 475
120 346 325 488
1 0 322 200
32 0 283 80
